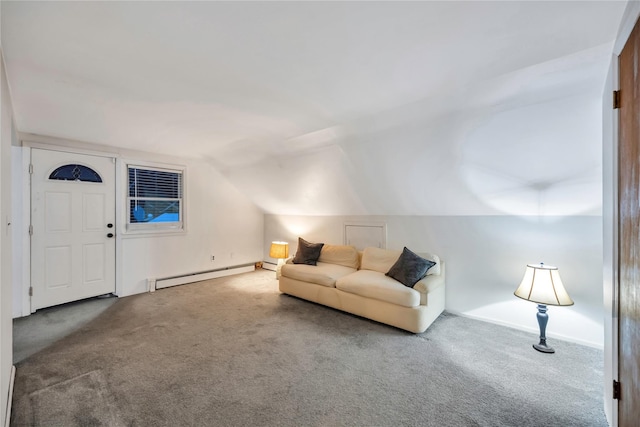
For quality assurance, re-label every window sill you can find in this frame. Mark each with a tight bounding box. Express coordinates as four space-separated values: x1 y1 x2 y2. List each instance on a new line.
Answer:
121 226 186 238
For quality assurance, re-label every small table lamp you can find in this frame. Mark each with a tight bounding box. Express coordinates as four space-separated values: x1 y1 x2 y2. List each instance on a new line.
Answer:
269 241 289 279
514 263 574 353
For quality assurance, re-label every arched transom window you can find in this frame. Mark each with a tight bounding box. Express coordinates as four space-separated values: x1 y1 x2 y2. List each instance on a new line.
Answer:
49 164 103 183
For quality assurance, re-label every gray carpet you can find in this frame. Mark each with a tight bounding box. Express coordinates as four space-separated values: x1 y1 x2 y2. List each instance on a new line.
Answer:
11 269 605 426
13 296 117 364
29 370 125 426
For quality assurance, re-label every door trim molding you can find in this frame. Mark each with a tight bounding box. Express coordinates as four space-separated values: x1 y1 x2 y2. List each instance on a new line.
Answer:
24 143 119 314
19 146 30 316
614 1 640 55
21 139 119 160
19 133 120 160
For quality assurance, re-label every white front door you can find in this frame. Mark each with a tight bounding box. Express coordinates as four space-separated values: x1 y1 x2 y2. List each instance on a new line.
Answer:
31 149 116 311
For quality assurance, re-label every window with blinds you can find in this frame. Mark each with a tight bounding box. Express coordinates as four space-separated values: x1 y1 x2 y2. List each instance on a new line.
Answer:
127 165 184 231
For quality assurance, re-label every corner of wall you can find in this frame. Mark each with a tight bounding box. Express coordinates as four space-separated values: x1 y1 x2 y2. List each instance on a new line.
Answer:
3 365 14 427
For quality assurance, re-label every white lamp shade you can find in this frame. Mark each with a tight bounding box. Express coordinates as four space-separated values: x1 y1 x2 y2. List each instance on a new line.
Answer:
514 263 574 306
269 241 289 259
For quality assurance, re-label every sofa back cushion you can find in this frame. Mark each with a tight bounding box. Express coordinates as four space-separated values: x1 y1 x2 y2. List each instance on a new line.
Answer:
361 247 442 276
360 247 402 273
318 244 360 269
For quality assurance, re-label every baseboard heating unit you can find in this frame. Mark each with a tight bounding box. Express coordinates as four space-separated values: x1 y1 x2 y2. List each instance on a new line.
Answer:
261 261 277 272
148 263 255 291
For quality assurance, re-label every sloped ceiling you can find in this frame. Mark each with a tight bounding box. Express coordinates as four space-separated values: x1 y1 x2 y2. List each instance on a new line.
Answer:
1 1 626 215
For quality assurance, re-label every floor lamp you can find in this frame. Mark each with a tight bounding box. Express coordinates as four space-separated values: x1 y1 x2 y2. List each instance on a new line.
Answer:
514 263 574 353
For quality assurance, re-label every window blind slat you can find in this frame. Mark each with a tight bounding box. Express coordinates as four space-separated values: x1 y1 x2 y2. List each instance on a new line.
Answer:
128 168 182 198
127 165 183 227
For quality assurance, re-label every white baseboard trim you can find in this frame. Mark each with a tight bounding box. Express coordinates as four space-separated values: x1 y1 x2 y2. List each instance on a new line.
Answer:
450 311 604 350
154 264 256 290
261 261 277 272
4 365 15 427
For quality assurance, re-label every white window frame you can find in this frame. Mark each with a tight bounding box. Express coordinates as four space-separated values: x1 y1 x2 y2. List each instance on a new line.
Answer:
126 163 185 233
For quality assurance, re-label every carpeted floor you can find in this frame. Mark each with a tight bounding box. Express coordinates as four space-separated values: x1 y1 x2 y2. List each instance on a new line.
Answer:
13 295 117 364
11 269 606 426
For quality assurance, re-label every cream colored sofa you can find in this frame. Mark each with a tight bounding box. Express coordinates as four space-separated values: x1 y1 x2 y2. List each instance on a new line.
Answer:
278 245 445 333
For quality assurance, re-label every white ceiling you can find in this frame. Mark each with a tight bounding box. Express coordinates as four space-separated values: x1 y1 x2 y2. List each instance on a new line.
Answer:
1 1 627 215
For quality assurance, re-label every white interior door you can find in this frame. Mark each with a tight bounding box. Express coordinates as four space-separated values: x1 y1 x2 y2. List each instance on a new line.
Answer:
31 149 116 311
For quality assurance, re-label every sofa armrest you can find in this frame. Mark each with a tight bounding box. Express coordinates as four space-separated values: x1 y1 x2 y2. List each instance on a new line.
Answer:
413 261 445 294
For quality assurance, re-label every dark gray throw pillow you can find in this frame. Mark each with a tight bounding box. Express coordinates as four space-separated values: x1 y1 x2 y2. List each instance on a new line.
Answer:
292 237 324 265
386 247 436 287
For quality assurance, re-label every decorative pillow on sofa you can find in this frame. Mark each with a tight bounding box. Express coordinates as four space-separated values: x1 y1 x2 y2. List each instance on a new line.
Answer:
292 237 325 265
386 247 436 287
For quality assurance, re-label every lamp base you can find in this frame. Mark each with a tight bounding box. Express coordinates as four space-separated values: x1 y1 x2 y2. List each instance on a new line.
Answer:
533 304 555 354
533 343 555 354
275 258 285 279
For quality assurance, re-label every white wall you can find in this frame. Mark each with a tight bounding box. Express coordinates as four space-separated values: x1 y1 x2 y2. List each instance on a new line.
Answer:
223 51 607 219
117 154 264 296
265 214 603 348
12 135 265 315
0 49 14 427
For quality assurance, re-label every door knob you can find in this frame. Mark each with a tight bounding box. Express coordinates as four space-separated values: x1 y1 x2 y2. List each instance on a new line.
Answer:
107 233 114 238
107 223 113 228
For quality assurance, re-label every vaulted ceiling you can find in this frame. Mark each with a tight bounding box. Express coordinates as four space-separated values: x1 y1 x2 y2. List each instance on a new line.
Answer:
1 1 627 215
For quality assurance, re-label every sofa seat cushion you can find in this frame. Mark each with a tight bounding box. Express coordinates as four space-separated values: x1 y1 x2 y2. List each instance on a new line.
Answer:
281 262 357 288
336 270 421 308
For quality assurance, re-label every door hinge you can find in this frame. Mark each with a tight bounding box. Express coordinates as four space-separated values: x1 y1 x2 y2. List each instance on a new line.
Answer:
28 224 33 236
613 90 621 109
28 287 33 297
28 163 33 174
613 380 621 400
